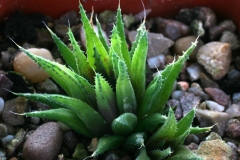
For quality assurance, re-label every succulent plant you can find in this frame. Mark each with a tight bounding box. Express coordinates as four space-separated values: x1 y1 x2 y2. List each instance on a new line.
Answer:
13 3 211 160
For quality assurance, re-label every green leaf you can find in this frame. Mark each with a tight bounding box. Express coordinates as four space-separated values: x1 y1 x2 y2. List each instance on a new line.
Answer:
168 130 190 149
45 26 78 74
67 28 94 81
110 25 122 58
17 46 96 107
135 113 166 132
135 147 151 160
23 108 96 138
130 25 148 104
116 59 137 114
17 93 109 136
146 108 177 148
137 74 163 118
79 4 110 75
93 47 108 77
110 51 120 78
129 22 145 58
109 25 123 78
171 109 195 140
91 135 126 157
112 113 138 136
95 73 118 124
149 39 198 114
116 5 131 71
165 147 203 160
124 132 146 150
190 126 212 134
148 147 172 160
96 17 109 52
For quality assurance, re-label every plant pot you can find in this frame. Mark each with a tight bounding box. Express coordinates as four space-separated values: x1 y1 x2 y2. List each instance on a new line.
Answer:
1 0 240 29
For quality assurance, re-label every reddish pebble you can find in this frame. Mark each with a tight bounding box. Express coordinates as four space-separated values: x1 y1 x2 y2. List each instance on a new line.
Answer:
204 88 229 106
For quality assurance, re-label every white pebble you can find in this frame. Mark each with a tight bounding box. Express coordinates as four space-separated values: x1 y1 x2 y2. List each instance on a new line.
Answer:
147 54 165 69
0 97 4 114
1 135 14 148
206 100 225 112
186 63 202 81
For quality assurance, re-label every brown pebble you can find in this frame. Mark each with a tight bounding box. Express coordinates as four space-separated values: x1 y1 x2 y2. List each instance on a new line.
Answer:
13 48 54 83
226 119 240 138
173 35 203 61
197 42 231 80
2 97 28 126
209 20 236 40
23 122 63 160
204 88 229 106
156 18 191 40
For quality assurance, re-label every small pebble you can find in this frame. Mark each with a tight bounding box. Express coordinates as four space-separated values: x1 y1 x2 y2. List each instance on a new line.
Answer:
195 139 232 160
13 48 54 83
167 99 182 119
30 116 40 124
186 63 202 81
227 142 239 160
157 18 191 40
173 35 203 61
0 124 7 139
2 97 28 126
1 135 14 148
176 81 189 91
233 92 240 104
88 138 98 152
180 92 201 116
209 20 236 40
226 104 240 118
195 109 229 136
54 24 68 37
220 31 240 50
171 90 185 100
147 54 165 69
198 102 207 110
1 123 15 135
23 122 63 160
190 82 202 90
62 131 79 152
200 72 219 88
7 128 26 156
206 132 222 141
205 100 225 112
188 87 209 100
185 143 198 151
0 149 6 159
35 28 54 48
164 54 174 65
227 68 240 80
225 119 240 138
128 31 174 57
185 134 199 145
35 78 60 93
0 97 4 114
204 87 229 106
0 74 13 99
197 42 231 80
192 7 216 28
